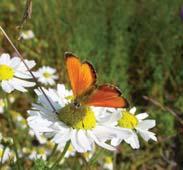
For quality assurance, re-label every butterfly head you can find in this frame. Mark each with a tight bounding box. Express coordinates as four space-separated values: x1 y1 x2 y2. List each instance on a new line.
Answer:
73 100 81 109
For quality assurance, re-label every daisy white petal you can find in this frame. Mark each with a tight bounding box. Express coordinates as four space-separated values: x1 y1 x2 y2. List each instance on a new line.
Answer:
0 145 13 163
94 107 120 126
10 57 21 68
52 131 70 145
137 120 156 130
1 81 13 93
129 107 136 114
111 138 122 146
16 59 36 72
0 53 11 64
71 130 86 152
0 99 5 113
88 131 116 151
15 71 32 79
8 79 27 92
125 132 140 149
136 112 149 120
137 129 157 142
77 130 92 151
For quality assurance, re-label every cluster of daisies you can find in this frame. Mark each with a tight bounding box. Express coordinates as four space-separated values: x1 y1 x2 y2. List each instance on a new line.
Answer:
0 49 157 167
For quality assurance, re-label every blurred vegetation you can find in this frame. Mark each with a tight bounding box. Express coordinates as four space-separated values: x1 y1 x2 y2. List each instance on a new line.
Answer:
0 0 183 169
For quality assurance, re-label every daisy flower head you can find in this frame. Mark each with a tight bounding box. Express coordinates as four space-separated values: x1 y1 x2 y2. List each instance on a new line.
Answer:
11 111 27 129
103 156 113 170
0 145 15 163
0 99 5 113
35 66 58 86
19 30 35 40
28 147 48 161
63 145 76 158
27 84 131 153
0 53 36 93
82 145 95 162
111 107 157 149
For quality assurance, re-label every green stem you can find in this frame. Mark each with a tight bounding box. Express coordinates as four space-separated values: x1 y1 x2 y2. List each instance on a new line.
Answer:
47 143 58 162
113 152 117 170
51 141 71 169
89 148 105 165
4 97 22 170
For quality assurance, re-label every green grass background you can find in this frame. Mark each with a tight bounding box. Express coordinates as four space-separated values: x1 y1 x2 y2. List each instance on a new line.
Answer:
0 0 183 169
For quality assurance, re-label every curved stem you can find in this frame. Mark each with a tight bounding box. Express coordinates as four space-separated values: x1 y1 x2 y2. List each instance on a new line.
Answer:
47 143 58 162
89 148 105 165
51 141 71 169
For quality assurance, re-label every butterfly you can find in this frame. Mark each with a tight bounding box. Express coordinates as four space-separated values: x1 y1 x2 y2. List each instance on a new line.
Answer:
65 52 129 108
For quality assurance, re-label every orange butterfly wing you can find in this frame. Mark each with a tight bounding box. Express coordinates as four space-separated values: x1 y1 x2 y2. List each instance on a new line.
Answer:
65 52 96 97
85 85 129 108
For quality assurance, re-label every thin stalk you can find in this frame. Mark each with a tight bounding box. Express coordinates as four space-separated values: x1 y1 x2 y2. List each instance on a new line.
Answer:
51 141 71 169
47 143 58 162
113 151 117 170
89 148 105 165
4 97 21 170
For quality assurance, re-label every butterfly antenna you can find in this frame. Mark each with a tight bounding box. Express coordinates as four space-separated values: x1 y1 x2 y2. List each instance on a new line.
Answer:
0 26 57 114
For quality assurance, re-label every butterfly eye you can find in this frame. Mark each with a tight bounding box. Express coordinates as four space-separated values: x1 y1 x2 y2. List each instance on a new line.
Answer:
74 101 81 108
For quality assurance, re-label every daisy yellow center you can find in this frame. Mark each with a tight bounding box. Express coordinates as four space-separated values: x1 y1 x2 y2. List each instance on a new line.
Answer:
0 100 5 107
43 72 51 78
83 152 90 159
23 147 31 154
0 64 14 80
68 145 74 152
104 156 113 164
118 111 138 129
38 148 45 155
0 149 3 158
58 104 96 130
47 141 54 149
65 95 75 101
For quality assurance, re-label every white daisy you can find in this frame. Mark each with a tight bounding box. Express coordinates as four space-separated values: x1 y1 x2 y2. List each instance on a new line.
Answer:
35 66 58 86
0 145 14 163
27 84 131 153
9 96 15 104
0 53 36 93
111 107 157 149
19 30 35 40
103 156 113 170
11 111 27 129
0 99 5 114
63 145 76 158
28 147 48 161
